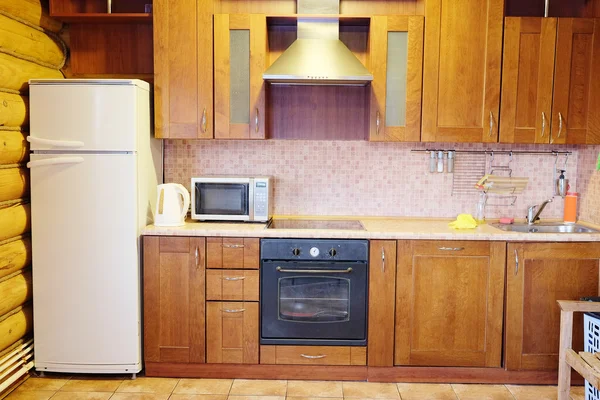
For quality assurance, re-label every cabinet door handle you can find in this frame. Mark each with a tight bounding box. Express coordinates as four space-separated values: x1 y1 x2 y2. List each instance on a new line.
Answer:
300 354 326 359
438 247 465 251
557 112 564 139
541 112 547 138
195 247 199 270
201 107 207 133
489 111 494 137
381 247 385 273
376 111 381 135
222 244 244 248
223 276 245 281
514 249 519 276
222 308 246 313
255 108 259 133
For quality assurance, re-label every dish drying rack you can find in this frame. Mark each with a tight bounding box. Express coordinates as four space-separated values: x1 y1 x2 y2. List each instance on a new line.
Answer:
475 152 527 206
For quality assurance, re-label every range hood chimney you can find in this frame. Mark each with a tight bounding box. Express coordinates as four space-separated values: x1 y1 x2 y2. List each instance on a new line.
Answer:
263 0 373 86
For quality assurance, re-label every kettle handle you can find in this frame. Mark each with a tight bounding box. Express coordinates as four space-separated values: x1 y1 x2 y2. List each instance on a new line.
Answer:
174 184 190 222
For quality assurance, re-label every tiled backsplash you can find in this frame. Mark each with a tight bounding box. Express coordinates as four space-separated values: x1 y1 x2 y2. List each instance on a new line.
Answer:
578 145 600 224
165 140 597 220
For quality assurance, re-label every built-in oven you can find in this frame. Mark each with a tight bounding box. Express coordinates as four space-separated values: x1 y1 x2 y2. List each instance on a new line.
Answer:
260 239 368 346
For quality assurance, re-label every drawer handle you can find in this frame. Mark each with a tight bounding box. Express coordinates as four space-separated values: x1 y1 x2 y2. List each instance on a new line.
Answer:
276 266 352 274
438 247 465 251
222 244 244 248
300 354 326 359
222 308 246 313
223 276 245 281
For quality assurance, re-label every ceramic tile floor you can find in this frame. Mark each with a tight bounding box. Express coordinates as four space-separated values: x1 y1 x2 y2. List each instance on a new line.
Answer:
5 376 587 400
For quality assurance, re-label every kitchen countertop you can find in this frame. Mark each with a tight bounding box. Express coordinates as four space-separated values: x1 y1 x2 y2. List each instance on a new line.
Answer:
143 217 600 242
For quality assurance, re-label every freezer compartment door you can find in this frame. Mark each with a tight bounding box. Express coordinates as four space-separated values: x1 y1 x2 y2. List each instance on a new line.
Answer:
29 83 144 151
30 154 141 367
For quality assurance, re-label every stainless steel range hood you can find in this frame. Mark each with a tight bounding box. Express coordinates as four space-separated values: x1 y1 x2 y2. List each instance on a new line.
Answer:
263 0 373 86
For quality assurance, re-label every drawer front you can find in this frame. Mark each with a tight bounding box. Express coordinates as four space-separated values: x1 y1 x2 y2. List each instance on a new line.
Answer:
260 346 366 365
206 302 259 364
207 237 259 269
206 269 259 301
411 240 491 257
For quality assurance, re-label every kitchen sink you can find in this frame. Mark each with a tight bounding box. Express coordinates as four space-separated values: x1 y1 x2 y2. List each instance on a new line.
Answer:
491 222 600 234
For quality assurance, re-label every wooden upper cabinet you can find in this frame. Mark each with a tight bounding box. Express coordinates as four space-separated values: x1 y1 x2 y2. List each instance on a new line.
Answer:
500 18 557 144
154 0 213 139
214 14 267 139
505 243 600 370
422 0 504 142
395 241 505 367
143 237 206 364
367 240 396 367
501 18 600 144
369 16 424 142
552 18 600 144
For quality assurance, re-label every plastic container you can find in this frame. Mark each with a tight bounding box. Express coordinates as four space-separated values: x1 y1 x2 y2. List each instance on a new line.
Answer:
581 297 600 400
475 192 486 224
564 192 578 223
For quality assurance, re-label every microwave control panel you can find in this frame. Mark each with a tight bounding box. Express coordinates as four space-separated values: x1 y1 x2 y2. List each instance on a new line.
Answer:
254 180 269 219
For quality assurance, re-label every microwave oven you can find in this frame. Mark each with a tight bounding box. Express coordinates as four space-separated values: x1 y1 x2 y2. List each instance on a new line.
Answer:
191 176 272 222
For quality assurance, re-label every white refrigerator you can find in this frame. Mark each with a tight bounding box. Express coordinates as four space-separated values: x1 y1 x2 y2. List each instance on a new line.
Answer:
27 79 162 374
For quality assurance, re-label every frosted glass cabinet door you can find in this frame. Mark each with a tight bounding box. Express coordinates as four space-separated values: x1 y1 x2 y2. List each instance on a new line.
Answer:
214 14 267 139
370 16 424 142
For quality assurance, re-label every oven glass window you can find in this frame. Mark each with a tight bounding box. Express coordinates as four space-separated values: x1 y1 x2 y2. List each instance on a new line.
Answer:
196 183 249 215
278 277 350 322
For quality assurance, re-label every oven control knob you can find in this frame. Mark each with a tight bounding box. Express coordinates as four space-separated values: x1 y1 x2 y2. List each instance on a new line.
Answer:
309 247 320 257
292 248 301 256
329 248 337 257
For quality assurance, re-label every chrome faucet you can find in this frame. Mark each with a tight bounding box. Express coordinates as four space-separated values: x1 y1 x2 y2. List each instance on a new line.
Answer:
526 199 553 225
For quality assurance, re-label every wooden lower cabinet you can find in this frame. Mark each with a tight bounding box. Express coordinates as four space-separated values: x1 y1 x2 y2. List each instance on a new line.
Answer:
206 269 259 301
505 243 600 370
260 346 366 365
206 237 259 269
368 240 397 367
395 241 506 367
143 236 206 364
206 301 259 364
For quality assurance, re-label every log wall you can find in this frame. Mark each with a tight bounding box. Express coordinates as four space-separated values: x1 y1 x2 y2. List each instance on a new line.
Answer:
0 1 66 397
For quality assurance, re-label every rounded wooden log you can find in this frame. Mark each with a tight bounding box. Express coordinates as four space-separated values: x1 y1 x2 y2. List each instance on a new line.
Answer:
0 204 30 242
0 304 32 352
0 131 28 165
0 0 62 33
0 52 63 93
0 271 31 317
0 168 29 203
0 93 28 128
0 14 65 69
0 237 31 280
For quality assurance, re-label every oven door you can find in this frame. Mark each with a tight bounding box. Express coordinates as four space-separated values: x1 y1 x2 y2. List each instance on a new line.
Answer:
260 261 367 345
192 179 252 220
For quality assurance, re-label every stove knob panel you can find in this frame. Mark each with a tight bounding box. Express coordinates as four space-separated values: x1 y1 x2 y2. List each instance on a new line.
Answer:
309 247 320 257
329 248 337 257
292 248 301 256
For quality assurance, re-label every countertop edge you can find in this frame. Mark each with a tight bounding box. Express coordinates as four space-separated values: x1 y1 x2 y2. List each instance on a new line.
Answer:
142 218 600 242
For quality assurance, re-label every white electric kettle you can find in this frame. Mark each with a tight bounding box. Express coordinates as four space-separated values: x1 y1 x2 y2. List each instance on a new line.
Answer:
154 184 190 227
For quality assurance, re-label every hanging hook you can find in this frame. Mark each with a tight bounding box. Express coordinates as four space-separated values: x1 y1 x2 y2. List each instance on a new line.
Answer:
563 153 569 170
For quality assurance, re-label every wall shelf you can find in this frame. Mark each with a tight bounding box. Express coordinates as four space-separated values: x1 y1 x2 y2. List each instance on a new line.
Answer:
50 13 152 23
267 15 371 27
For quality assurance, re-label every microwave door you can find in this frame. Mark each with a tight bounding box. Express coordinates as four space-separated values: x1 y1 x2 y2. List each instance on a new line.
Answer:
194 182 251 220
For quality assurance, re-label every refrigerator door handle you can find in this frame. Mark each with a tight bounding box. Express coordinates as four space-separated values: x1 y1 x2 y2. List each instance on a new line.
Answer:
27 156 84 168
27 136 84 148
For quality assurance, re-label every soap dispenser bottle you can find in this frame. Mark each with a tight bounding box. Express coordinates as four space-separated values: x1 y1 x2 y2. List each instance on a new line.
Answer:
557 170 569 197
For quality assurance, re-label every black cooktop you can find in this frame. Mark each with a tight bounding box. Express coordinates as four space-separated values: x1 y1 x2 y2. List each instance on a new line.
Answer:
267 219 365 230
